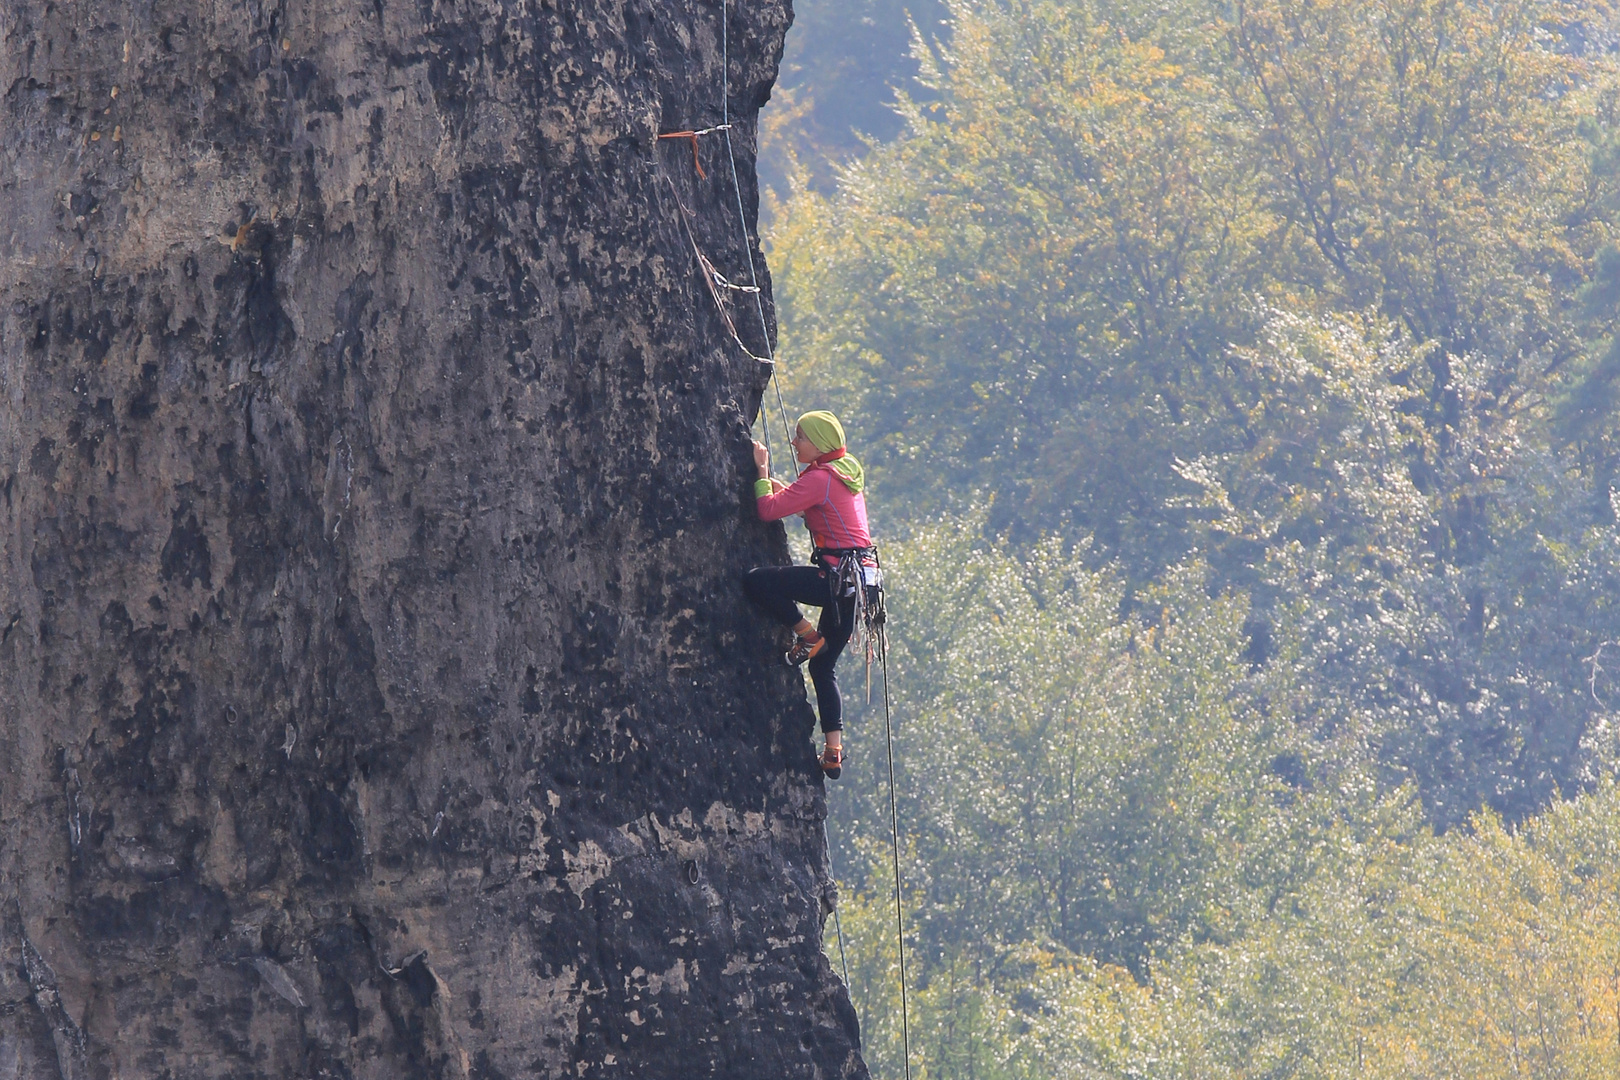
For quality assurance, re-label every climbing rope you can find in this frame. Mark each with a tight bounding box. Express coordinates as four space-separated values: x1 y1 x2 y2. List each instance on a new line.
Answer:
718 0 797 477
663 175 771 366
657 3 912 1071
829 549 912 1077
825 821 853 991
656 131 793 471
876 608 912 1080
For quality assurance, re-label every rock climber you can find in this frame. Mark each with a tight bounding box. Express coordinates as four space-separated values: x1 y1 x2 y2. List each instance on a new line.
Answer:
745 410 875 780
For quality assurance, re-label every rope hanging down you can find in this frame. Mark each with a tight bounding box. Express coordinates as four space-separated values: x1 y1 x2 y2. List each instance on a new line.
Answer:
656 122 795 475
825 548 912 1077
658 10 911 1070
825 821 853 991
877 620 912 1080
664 175 771 365
846 550 912 1080
717 0 795 474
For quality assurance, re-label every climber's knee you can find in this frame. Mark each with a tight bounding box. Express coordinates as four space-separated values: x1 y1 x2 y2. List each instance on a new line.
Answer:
807 650 837 681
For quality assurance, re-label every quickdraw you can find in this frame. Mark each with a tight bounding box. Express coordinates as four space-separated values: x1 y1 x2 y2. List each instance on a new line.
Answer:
656 124 732 179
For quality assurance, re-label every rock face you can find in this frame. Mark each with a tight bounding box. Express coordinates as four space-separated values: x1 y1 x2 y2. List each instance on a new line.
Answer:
0 1 866 1076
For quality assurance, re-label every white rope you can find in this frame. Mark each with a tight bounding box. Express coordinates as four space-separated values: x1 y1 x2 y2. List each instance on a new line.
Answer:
658 17 916 1067
825 822 854 990
873 566 913 1080
720 0 799 476
663 174 772 366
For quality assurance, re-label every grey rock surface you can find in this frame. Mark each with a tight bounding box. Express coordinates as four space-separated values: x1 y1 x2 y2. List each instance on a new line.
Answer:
0 0 866 1075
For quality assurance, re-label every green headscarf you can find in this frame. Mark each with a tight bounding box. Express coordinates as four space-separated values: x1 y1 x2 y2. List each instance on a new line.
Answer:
797 410 866 494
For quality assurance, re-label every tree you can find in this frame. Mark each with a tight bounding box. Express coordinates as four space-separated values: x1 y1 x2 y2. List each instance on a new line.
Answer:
771 0 1620 822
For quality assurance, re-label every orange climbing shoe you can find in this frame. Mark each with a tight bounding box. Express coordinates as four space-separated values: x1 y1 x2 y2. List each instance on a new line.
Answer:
820 743 846 780
785 629 825 667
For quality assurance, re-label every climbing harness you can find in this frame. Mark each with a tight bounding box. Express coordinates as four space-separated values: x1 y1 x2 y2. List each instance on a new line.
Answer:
814 545 886 700
656 4 910 1073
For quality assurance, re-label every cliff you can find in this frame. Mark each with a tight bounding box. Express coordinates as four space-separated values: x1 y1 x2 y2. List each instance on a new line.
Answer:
0 0 865 1075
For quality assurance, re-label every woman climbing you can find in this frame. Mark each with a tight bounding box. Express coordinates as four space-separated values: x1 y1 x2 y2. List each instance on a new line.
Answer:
745 410 874 780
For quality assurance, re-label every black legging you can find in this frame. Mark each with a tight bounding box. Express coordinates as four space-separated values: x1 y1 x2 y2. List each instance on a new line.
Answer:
744 565 856 732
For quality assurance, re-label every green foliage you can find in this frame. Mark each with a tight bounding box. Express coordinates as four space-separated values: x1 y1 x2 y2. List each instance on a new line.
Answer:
897 528 1294 970
774 0 1276 555
770 0 1620 824
763 0 1620 1074
773 0 1615 554
1557 241 1620 489
1224 0 1604 364
1178 309 1620 823
760 0 951 197
1013 784 1620 1080
827 523 1620 1076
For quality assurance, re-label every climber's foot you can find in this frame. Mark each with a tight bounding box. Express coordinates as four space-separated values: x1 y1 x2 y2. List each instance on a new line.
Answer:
785 630 825 667
820 743 845 780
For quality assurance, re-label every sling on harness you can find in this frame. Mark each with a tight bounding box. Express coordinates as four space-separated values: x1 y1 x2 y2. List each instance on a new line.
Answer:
814 545 887 700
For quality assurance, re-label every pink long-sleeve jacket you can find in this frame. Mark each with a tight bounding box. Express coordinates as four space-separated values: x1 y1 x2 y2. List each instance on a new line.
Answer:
755 463 872 555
